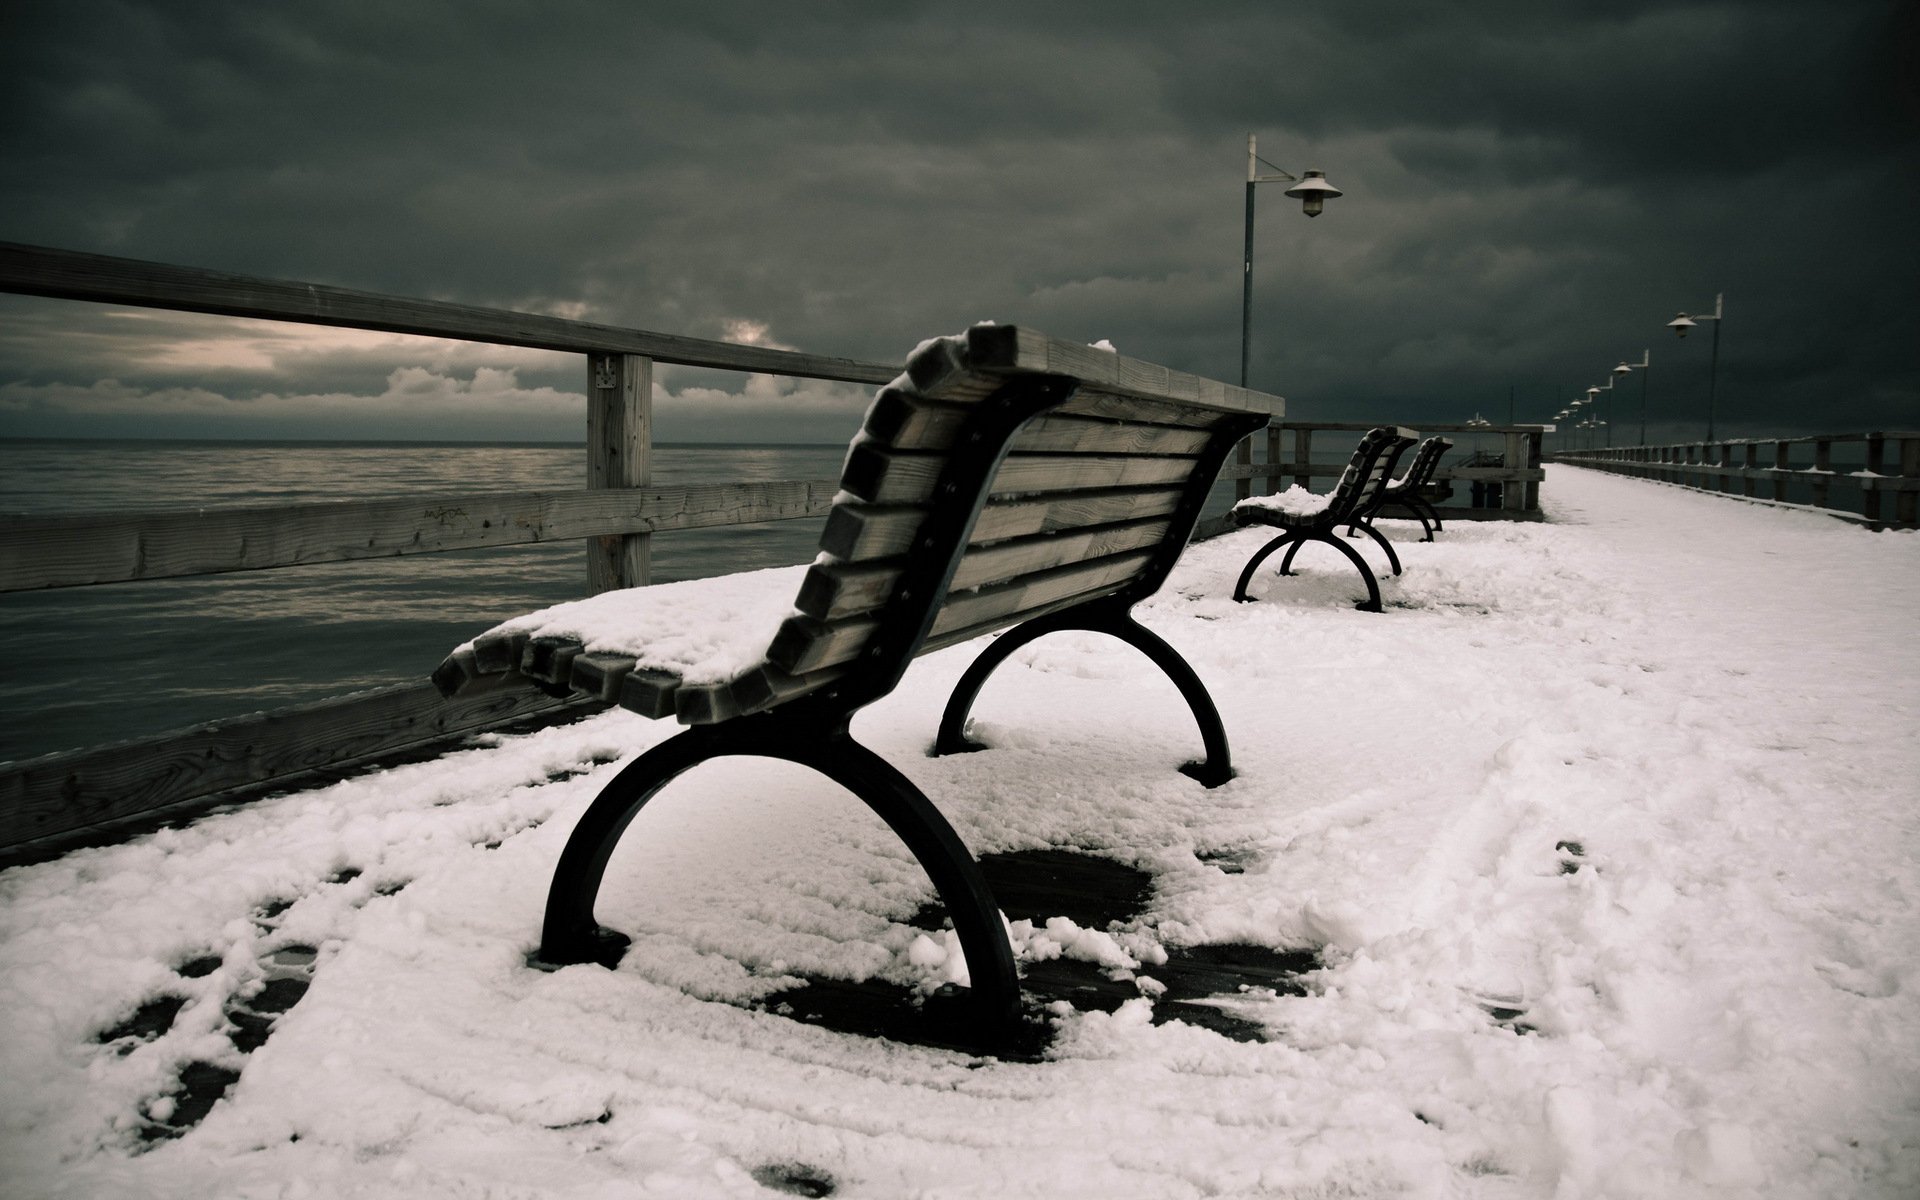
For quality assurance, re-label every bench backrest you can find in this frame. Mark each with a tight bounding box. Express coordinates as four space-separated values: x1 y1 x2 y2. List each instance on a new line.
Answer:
1323 427 1417 521
702 326 1280 721
1388 436 1453 495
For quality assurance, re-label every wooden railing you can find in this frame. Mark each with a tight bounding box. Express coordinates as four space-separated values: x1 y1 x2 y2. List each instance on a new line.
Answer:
1554 433 1920 529
0 242 895 860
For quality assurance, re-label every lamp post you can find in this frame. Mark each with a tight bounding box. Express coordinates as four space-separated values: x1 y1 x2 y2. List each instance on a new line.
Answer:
1666 293 1723 440
1586 379 1616 447
1615 350 1650 444
1240 133 1342 388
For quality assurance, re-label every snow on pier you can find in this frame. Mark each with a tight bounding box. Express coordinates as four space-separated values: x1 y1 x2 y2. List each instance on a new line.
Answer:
2 466 1916 1198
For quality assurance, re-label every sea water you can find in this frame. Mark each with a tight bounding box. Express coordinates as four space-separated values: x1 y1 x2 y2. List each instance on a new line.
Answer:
0 440 849 762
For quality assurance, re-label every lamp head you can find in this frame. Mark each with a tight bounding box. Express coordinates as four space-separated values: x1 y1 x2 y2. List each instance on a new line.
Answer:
1668 312 1696 338
1586 386 1601 398
1613 362 1631 376
1283 170 1343 217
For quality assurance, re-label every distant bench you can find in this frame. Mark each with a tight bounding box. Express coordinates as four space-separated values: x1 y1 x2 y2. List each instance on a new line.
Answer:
432 325 1282 1035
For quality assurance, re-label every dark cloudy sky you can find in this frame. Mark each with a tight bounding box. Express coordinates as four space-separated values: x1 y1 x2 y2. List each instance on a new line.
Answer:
2 0 1915 444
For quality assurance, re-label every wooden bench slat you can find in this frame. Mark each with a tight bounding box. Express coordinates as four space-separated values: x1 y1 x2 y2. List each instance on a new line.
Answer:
619 668 682 719
841 447 1199 505
868 388 1223 455
818 486 1186 560
767 548 1156 675
796 516 1174 622
569 653 638 702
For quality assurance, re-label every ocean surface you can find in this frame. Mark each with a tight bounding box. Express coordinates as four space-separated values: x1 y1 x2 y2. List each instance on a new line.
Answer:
0 439 853 763
2 437 1253 763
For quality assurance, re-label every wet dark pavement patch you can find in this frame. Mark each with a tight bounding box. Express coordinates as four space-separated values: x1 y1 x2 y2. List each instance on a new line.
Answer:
759 848 1319 1055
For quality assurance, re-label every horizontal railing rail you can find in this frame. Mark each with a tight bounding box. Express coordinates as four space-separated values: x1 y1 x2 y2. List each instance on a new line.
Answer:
0 242 899 385
0 481 839 592
1555 432 1919 529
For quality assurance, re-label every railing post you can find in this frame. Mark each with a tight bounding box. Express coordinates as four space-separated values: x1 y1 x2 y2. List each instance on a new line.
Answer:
1265 425 1282 495
1811 439 1833 511
1863 434 1885 524
1773 441 1790 501
587 352 653 593
1293 428 1312 491
1524 429 1543 511
1234 435 1252 502
1502 430 1526 514
1742 443 1758 498
1899 437 1920 528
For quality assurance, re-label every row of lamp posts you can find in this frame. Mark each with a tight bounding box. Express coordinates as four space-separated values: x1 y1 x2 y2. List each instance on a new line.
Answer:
1233 133 1727 452
1557 294 1725 451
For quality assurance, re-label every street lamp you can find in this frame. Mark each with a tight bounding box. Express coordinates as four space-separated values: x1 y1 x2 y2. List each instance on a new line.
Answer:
1586 379 1617 447
1614 350 1650 444
1667 293 1724 440
1240 133 1342 388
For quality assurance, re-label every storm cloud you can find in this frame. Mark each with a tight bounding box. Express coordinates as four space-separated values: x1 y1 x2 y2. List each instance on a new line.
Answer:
2 0 1914 443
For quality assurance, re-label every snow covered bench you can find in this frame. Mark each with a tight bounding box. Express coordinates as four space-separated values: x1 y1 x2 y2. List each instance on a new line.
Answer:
431 325 1280 1036
1345 434 1454 543
1230 425 1417 611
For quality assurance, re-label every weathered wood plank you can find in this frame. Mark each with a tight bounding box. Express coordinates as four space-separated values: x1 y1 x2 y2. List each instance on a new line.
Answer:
840 447 1198 505
0 481 839 593
587 352 653 592
864 389 1217 455
569 653 638 702
818 487 1185 560
796 517 1174 622
962 325 1285 418
0 681 596 855
0 241 899 385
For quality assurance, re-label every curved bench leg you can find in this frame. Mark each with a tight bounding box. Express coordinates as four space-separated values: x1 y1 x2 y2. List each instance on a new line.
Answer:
1277 538 1305 576
1354 521 1403 576
1104 614 1234 786
538 720 1022 1030
1232 531 1298 601
1413 497 1444 535
539 726 720 970
934 617 1057 755
934 605 1234 787
1314 532 1385 611
1409 507 1435 542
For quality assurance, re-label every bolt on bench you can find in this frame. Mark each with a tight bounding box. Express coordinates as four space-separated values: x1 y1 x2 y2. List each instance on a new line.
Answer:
432 325 1283 1036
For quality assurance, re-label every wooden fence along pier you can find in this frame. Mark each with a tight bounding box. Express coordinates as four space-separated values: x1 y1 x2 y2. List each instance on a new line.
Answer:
1555 434 1920 529
0 243 1548 862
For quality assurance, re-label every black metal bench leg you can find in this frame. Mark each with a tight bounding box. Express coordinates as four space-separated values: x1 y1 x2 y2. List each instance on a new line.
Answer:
1354 521 1403 575
537 720 1023 1032
1412 496 1444 534
934 617 1056 755
1277 538 1305 576
538 725 721 970
792 736 1022 1027
1409 506 1435 541
1232 531 1297 601
935 605 1234 787
1311 531 1385 611
1102 613 1234 787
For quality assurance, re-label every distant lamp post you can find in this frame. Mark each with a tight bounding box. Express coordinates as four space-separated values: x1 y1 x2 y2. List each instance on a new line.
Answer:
1586 379 1617 447
1615 350 1651 444
1667 292 1724 440
1240 133 1342 388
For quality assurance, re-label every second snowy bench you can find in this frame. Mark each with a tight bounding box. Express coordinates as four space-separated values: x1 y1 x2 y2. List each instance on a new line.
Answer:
431 324 1281 1037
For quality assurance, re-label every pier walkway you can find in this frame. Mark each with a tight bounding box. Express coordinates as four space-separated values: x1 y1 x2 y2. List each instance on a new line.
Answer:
2 466 1916 1198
